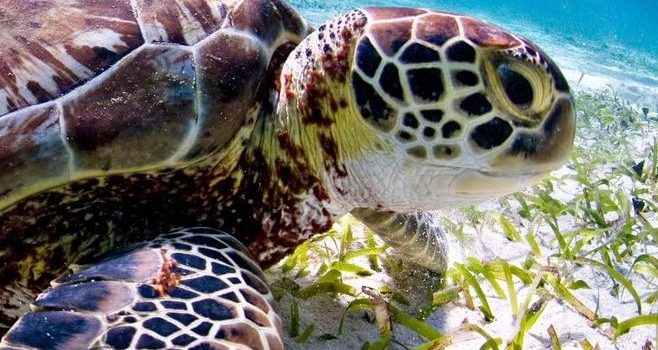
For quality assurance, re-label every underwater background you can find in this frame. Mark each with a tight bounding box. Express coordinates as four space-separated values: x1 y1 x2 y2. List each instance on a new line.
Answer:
271 1 658 349
291 0 658 106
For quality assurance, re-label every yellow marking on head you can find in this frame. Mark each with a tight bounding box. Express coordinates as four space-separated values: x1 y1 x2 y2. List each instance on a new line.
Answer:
271 10 398 180
279 68 395 181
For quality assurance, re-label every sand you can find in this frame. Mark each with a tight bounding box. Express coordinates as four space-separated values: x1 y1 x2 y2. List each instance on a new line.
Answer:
267 55 658 349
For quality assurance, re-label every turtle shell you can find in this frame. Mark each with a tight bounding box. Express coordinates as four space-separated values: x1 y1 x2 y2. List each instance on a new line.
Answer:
0 0 308 210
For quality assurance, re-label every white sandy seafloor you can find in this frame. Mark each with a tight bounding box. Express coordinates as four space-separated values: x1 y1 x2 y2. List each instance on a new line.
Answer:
265 13 658 350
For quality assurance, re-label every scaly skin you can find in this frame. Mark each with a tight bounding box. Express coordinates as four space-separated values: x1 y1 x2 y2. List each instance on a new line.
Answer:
0 0 311 329
235 8 575 264
0 3 575 346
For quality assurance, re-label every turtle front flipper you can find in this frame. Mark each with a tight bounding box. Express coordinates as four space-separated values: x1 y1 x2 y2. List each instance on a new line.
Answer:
0 228 282 350
351 209 448 274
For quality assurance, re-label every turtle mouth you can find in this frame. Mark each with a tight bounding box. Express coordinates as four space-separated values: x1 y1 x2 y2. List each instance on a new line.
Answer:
476 168 550 178
457 169 548 195
430 168 549 198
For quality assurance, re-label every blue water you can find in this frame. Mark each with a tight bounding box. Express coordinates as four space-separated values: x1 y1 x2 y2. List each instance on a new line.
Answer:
291 0 658 101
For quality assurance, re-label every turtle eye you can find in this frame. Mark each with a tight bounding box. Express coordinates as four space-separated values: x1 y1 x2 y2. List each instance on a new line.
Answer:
497 65 533 107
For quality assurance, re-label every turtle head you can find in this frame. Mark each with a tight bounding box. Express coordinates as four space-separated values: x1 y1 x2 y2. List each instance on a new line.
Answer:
276 7 575 212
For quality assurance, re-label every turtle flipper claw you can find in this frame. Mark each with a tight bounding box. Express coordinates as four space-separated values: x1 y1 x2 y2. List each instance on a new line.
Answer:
0 228 283 350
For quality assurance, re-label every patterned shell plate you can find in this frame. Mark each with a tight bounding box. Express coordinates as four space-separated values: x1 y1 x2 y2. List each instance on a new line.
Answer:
0 0 307 208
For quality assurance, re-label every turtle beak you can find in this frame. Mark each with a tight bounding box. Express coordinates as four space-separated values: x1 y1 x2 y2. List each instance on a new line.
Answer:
429 168 549 200
490 97 576 173
455 169 548 196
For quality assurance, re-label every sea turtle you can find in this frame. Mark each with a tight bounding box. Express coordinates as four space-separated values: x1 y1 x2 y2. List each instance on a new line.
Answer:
0 1 575 349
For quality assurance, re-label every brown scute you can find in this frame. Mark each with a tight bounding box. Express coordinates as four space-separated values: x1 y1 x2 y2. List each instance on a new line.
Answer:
76 18 142 68
0 104 69 208
25 81 52 104
71 0 136 21
0 0 143 116
62 45 117 75
461 17 521 49
415 13 460 47
231 0 281 45
362 7 427 20
179 0 225 34
61 45 197 170
368 20 413 56
231 0 308 45
133 0 226 45
13 39 79 88
229 0 305 45
188 32 267 160
270 0 309 38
